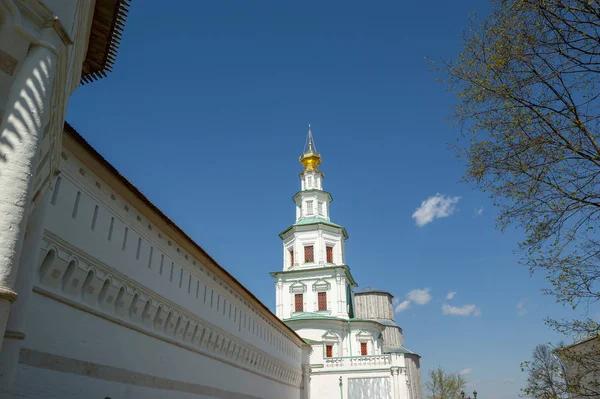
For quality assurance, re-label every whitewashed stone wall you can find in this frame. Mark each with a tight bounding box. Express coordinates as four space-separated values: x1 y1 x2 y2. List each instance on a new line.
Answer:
273 267 354 320
289 320 384 359
10 132 309 399
281 225 346 270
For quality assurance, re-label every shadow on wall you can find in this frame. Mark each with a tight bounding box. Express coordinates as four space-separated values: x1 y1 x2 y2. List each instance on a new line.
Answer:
0 45 55 178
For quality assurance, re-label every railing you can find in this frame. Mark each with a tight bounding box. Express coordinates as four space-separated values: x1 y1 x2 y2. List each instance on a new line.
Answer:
324 354 392 369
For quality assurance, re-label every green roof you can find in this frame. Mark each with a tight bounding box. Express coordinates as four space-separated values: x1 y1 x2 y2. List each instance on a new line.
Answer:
293 217 344 228
283 313 384 327
303 338 323 345
292 189 333 202
279 217 349 239
284 312 342 322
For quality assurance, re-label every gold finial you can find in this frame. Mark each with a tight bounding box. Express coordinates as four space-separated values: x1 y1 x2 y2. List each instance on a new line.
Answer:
300 124 321 172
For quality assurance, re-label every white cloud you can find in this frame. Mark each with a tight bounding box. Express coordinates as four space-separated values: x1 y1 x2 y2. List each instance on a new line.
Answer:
459 368 473 376
503 377 514 384
412 193 461 227
407 288 432 305
394 288 432 313
445 291 456 300
442 304 481 317
475 206 483 216
395 300 411 313
517 299 528 316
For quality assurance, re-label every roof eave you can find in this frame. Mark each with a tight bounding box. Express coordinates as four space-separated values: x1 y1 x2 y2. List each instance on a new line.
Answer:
81 0 131 85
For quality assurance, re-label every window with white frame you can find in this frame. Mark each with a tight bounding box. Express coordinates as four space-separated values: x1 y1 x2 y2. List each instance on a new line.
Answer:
318 201 323 216
322 330 339 358
307 176 313 188
306 200 314 215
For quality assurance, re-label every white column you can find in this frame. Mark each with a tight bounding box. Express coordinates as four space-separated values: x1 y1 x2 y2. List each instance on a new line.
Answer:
0 188 50 389
391 367 401 399
399 368 410 399
0 38 58 350
340 276 347 317
302 365 311 399
275 280 281 317
317 230 323 265
336 274 343 315
390 367 398 399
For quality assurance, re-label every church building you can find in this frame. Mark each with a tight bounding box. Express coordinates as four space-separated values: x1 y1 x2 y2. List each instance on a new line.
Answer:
272 128 423 399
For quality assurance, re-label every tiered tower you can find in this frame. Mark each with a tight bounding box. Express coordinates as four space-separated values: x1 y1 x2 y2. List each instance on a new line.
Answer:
272 126 357 321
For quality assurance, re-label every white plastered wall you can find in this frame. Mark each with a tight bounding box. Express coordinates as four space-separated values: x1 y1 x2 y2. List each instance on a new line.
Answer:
13 142 309 399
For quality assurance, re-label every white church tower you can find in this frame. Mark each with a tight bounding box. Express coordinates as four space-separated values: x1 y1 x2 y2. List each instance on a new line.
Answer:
272 126 357 321
271 126 423 399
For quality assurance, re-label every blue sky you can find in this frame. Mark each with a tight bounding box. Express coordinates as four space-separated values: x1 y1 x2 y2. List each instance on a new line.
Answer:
66 1 595 397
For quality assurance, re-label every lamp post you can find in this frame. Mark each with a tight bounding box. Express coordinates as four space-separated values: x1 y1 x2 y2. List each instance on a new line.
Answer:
461 390 478 399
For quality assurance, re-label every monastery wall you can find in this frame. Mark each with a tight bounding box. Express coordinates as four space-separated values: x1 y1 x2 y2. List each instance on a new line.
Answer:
11 131 308 399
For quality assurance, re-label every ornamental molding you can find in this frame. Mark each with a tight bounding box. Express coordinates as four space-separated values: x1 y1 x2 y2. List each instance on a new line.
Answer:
312 279 330 292
355 329 373 342
289 280 307 294
321 330 339 342
36 233 303 388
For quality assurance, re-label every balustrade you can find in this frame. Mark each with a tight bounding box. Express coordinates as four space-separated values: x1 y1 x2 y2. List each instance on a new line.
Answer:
324 354 392 369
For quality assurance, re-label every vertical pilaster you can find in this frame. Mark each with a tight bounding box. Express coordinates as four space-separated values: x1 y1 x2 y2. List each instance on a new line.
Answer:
275 280 281 317
399 367 410 399
390 367 399 399
0 39 57 349
302 365 311 399
336 273 343 315
0 188 50 389
317 230 323 265
391 366 401 399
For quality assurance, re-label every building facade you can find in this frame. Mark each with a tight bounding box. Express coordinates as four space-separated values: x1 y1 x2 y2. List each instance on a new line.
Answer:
272 129 423 399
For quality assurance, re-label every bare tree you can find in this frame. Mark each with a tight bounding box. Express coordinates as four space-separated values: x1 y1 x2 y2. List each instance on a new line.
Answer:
426 367 467 399
442 0 600 338
522 344 569 399
559 337 600 398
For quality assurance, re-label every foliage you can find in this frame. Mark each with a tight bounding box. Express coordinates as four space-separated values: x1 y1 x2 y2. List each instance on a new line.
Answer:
443 0 600 336
426 367 467 399
522 344 568 399
558 337 600 397
522 341 600 398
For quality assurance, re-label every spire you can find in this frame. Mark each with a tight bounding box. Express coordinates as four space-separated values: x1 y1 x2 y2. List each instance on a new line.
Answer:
300 124 322 172
304 124 317 154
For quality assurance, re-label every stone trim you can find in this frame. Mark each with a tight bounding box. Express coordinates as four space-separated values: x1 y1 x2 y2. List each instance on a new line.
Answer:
289 281 307 294
19 348 272 399
4 330 26 340
0 286 17 302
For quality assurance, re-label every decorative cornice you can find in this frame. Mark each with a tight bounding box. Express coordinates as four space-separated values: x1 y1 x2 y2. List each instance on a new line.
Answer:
43 16 73 46
270 265 358 287
36 234 303 387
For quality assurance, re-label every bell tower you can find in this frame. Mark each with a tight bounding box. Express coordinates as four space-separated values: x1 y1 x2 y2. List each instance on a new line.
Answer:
272 125 356 320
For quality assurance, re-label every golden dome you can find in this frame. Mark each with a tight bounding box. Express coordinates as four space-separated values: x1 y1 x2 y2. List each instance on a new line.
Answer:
299 125 322 172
